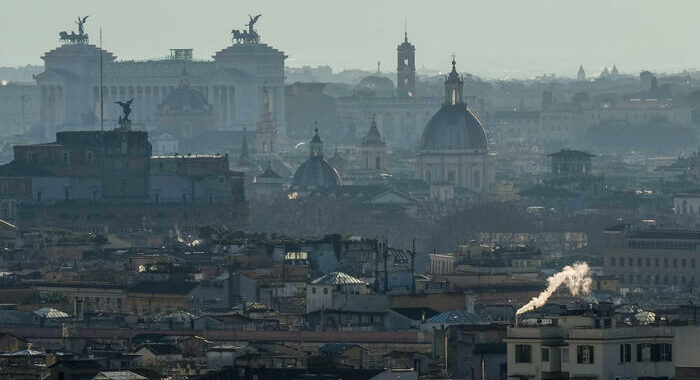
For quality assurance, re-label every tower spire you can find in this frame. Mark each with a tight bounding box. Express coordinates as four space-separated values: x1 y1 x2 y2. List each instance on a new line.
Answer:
397 25 416 98
404 18 408 42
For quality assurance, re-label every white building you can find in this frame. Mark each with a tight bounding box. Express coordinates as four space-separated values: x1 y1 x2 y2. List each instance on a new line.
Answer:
305 271 371 313
506 313 675 380
35 17 286 133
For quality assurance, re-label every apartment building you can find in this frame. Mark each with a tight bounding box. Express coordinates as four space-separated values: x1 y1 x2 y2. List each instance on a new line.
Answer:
506 310 674 380
604 224 699 290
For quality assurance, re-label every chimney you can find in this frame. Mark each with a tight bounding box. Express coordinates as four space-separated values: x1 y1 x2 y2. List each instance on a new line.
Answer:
383 239 389 294
73 298 84 321
410 238 416 295
465 293 476 314
228 264 235 308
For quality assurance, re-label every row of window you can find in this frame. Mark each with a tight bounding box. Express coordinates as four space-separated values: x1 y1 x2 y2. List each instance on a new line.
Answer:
610 256 695 269
627 240 699 250
26 151 95 164
617 273 695 286
515 343 672 364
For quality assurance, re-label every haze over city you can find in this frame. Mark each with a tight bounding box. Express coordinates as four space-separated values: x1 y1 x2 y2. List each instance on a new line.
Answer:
1 2 700 380
2 0 700 77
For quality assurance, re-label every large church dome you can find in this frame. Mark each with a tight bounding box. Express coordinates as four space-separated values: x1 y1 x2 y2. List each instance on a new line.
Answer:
421 105 487 151
420 59 487 152
292 129 342 191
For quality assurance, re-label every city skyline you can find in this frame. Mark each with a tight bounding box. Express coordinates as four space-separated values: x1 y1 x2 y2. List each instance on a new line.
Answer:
1 0 699 79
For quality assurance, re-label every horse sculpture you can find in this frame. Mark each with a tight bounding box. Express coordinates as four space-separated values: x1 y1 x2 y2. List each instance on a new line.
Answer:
58 15 89 44
231 14 262 44
58 30 89 44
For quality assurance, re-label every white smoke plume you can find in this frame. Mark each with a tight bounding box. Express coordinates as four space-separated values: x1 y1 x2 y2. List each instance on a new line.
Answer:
516 262 592 315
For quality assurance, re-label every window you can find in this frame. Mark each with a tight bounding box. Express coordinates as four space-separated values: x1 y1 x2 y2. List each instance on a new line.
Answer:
375 156 381 170
62 151 70 164
515 345 531 363
682 259 687 267
660 344 672 361
312 288 316 294
619 258 624 267
655 258 659 268
323 287 328 294
664 258 668 268
674 258 678 268
86 151 94 163
619 344 631 363
577 345 594 364
541 348 549 362
646 258 651 267
628 258 633 266
637 343 672 362
611 257 616 266
561 348 569 363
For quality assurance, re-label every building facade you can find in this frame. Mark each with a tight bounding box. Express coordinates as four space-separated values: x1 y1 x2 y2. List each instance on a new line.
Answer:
0 128 246 234
35 18 286 133
506 313 674 380
604 224 699 290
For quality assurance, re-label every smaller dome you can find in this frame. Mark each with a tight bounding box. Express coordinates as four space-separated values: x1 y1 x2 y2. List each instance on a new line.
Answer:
161 86 210 112
292 129 342 191
160 72 211 113
355 75 394 97
292 156 341 191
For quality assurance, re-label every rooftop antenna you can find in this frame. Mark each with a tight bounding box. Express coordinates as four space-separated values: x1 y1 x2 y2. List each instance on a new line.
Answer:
99 27 103 132
404 18 408 42
376 61 381 74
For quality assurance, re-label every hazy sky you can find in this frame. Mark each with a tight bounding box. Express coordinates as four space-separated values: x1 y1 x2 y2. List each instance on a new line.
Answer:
1 0 698 79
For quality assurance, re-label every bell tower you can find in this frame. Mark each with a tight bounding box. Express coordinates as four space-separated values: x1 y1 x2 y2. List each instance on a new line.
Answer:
397 28 416 98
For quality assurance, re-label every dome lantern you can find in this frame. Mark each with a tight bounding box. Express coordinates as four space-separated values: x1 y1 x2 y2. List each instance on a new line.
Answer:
310 125 323 158
444 57 464 105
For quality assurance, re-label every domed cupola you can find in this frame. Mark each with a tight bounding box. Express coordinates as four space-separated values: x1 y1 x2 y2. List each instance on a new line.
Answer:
156 67 216 139
292 128 342 191
160 68 211 114
419 59 487 153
